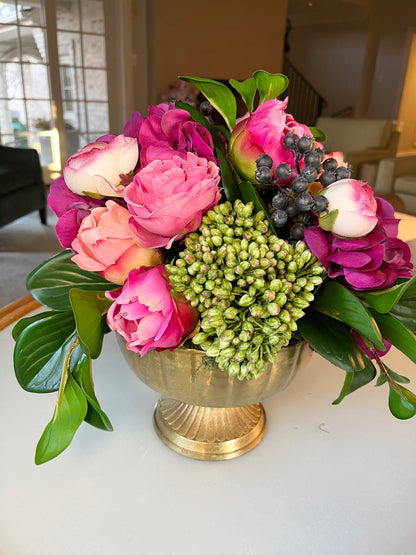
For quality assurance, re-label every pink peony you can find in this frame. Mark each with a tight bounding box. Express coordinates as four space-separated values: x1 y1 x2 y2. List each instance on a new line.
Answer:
48 176 107 248
304 198 413 290
317 179 378 238
228 97 313 183
71 200 162 284
63 134 139 197
125 152 221 249
106 266 199 355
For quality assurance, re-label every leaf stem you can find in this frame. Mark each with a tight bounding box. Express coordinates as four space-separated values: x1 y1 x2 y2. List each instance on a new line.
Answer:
53 337 79 423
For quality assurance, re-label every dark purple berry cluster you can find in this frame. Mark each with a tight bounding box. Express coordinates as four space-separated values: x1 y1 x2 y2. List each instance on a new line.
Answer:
254 131 352 242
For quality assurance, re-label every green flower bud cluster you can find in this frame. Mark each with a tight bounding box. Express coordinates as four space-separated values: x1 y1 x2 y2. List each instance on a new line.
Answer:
166 200 325 380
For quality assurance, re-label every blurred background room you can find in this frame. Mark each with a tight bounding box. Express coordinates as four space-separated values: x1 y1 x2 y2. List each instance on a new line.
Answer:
1 0 416 306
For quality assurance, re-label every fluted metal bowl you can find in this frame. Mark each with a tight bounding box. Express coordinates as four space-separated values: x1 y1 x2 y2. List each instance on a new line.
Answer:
117 336 313 460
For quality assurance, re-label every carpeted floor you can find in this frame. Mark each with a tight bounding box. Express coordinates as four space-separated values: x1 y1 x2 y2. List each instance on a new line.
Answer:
0 209 62 307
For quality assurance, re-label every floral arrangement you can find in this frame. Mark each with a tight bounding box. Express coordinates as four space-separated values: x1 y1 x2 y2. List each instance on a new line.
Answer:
13 70 416 464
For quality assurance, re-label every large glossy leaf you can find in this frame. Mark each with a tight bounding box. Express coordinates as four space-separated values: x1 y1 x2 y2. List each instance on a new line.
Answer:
229 77 257 111
359 274 416 314
297 310 375 372
27 251 117 311
332 363 376 405
179 76 236 130
71 348 113 431
35 373 88 464
12 311 51 341
388 383 416 420
370 311 416 364
70 289 112 359
14 311 76 392
252 70 288 104
239 181 277 236
389 278 416 331
312 281 385 351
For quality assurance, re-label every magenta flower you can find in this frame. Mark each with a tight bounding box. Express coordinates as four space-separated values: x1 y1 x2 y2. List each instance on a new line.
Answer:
48 176 107 247
106 266 199 355
304 198 413 290
228 97 313 183
125 152 221 249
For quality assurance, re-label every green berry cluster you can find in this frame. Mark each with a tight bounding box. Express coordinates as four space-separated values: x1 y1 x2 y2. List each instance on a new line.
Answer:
166 200 325 380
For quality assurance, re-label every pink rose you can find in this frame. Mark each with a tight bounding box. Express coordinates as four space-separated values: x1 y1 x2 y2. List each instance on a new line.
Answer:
318 179 378 238
125 152 221 248
228 97 313 183
138 104 217 167
71 200 162 284
63 134 139 197
106 266 199 355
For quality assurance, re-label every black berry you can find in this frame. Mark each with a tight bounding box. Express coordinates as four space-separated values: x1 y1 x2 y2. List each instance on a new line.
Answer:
275 163 292 180
271 209 288 227
297 136 314 154
271 189 289 210
303 150 321 168
255 166 273 184
319 171 337 187
335 166 351 180
312 195 329 213
199 101 212 115
290 223 305 240
256 154 273 169
322 157 338 172
283 132 299 151
291 176 308 194
301 166 318 183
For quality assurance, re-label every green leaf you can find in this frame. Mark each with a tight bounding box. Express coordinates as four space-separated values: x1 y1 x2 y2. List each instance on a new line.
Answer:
229 77 257 111
14 311 76 392
313 281 385 351
252 70 288 104
375 365 410 387
318 209 338 231
35 373 88 464
70 289 112 359
388 383 416 419
179 76 236 130
332 364 376 405
370 311 416 364
297 309 375 373
309 126 327 142
12 311 49 341
389 277 416 331
239 181 277 236
27 250 117 311
216 149 241 204
359 274 416 314
71 348 113 431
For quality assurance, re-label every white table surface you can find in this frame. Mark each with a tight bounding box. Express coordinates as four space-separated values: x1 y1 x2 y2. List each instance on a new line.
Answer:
1 320 416 555
1 214 415 555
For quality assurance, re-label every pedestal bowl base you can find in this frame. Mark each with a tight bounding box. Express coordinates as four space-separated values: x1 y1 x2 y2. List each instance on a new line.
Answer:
153 396 266 461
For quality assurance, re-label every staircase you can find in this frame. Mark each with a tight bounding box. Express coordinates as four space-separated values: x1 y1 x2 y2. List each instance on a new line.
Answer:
282 57 326 126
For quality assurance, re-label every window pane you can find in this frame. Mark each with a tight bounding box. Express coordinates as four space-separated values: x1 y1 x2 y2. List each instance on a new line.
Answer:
64 100 87 133
0 98 27 135
56 0 80 31
0 3 17 25
20 27 48 63
26 99 52 129
57 31 82 66
17 1 46 27
86 102 108 132
0 25 20 60
23 63 50 99
85 69 107 101
0 62 23 99
83 34 106 68
65 132 82 156
81 1 104 34
0 133 18 146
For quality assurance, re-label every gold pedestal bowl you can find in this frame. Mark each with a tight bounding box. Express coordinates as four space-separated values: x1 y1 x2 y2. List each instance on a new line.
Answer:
118 337 312 461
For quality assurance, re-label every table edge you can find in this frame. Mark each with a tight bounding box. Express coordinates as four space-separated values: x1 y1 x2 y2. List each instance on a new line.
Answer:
0 295 41 331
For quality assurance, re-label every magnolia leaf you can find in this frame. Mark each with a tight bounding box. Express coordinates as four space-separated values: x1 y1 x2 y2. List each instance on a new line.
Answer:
297 310 375 373
229 77 257 111
313 281 385 351
179 76 236 130
70 289 112 359
27 250 118 311
375 365 410 387
370 311 416 364
332 364 376 405
388 383 416 420
252 70 288 104
12 311 56 341
71 348 113 431
239 181 277 236
35 373 88 464
359 274 416 314
309 126 327 142
14 311 76 392
318 209 338 231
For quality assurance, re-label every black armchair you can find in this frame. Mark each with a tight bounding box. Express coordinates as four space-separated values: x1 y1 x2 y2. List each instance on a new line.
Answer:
0 144 47 228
